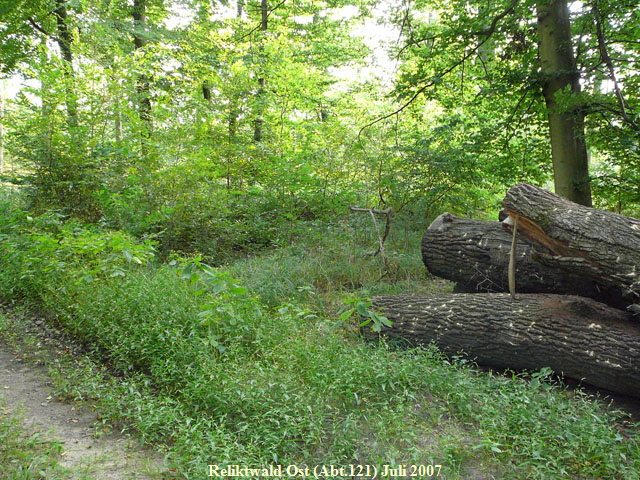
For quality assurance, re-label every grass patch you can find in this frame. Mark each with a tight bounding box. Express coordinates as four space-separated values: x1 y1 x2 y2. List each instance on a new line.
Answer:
0 400 69 480
226 215 449 311
0 193 639 479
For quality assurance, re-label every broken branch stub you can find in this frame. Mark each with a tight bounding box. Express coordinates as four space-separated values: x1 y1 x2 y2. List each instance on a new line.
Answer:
502 182 640 302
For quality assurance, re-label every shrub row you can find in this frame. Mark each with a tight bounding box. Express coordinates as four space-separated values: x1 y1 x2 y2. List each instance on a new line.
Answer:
1 194 639 479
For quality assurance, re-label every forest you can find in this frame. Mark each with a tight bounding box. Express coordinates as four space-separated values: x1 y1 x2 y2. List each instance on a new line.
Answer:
0 0 640 478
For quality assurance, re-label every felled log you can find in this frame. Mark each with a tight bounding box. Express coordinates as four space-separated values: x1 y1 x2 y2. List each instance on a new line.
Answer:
422 212 623 306
369 293 640 397
502 182 640 303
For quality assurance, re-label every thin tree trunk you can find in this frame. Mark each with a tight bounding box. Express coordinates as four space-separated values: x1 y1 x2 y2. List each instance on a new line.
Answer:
53 0 78 129
253 0 268 143
229 0 242 146
133 0 152 137
226 1 243 189
592 0 638 131
536 0 592 206
0 80 4 174
202 84 212 101
114 107 122 143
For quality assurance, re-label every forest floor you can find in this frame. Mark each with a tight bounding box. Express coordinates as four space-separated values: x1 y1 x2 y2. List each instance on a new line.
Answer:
1 212 639 479
0 308 167 480
2 303 639 480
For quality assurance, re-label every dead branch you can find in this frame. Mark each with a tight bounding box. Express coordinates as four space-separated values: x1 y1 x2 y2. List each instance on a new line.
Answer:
349 206 393 278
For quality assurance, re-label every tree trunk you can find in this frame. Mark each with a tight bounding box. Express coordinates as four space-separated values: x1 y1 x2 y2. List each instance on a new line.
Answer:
0 80 4 174
253 0 268 143
536 0 592 206
114 106 122 143
422 212 625 307
202 84 212 101
368 293 640 397
502 183 640 303
53 0 78 129
133 0 152 137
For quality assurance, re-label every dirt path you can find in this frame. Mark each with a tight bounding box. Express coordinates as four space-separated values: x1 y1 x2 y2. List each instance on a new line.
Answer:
0 338 165 479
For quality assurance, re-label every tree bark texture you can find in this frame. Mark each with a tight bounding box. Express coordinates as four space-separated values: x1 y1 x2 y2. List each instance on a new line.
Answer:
422 212 624 307
133 0 152 135
253 0 268 143
53 0 78 128
369 293 640 397
536 0 592 206
502 183 640 303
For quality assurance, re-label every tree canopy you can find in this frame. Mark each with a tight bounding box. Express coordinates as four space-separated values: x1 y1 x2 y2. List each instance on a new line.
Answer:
1 0 639 259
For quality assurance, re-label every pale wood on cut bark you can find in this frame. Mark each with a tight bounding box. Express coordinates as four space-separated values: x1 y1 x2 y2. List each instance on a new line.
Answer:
368 293 640 397
421 212 623 307
502 183 640 303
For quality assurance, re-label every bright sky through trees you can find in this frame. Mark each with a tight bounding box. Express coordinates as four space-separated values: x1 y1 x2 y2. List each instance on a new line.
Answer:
0 0 638 213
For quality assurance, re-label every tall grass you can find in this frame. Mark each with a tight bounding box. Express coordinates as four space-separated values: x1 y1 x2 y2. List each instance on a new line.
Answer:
227 215 448 310
0 191 638 479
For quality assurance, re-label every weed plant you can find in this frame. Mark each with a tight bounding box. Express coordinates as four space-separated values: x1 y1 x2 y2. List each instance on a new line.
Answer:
0 400 70 479
0 192 639 479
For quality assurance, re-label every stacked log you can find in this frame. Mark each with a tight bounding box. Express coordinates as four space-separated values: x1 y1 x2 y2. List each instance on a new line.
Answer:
369 293 640 397
366 183 640 398
502 183 640 303
421 212 625 307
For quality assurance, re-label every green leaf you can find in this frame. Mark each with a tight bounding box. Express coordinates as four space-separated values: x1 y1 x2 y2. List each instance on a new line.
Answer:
356 301 370 317
377 314 392 328
338 308 355 322
209 281 226 295
358 317 372 328
229 286 248 296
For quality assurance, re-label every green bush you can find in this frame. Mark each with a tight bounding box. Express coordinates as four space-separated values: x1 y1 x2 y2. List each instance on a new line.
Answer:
0 205 155 304
93 164 351 265
1 194 639 479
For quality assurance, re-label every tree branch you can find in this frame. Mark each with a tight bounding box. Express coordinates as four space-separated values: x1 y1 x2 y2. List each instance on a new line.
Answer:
349 207 393 215
502 88 534 148
350 206 394 279
235 0 287 41
358 0 520 138
28 17 60 42
592 0 638 131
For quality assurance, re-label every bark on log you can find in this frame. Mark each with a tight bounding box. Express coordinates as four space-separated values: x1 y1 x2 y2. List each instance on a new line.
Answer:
369 293 640 397
422 212 623 307
502 183 640 303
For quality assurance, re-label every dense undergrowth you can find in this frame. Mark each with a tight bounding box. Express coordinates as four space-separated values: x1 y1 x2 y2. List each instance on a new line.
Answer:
1 189 639 479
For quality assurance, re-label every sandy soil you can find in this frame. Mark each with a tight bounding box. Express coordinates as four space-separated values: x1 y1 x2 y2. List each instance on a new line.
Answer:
0 334 166 479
